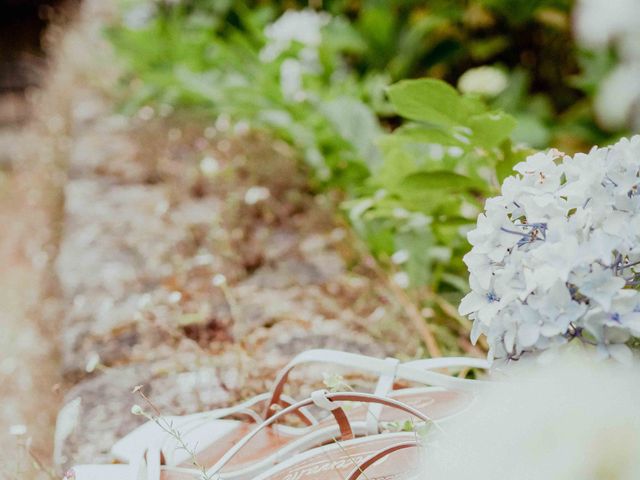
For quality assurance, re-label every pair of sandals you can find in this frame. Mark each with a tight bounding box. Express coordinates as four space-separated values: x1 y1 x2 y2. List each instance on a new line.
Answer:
65 349 490 479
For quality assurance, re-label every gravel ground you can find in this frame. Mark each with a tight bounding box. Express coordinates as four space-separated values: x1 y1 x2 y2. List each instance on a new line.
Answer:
0 1 425 476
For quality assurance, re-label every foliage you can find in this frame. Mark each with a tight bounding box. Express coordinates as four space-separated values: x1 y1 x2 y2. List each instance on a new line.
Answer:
347 79 526 331
106 0 633 354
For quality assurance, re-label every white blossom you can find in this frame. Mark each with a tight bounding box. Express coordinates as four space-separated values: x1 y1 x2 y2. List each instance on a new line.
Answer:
392 271 410 289
460 136 640 360
244 186 270 205
260 9 330 63
391 249 410 265
457 66 508 97
259 9 330 99
574 0 640 131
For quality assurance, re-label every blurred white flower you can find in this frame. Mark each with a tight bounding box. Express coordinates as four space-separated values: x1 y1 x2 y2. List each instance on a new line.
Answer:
260 9 330 63
260 9 330 99
244 186 270 205
574 0 640 132
574 0 640 49
457 66 508 97
594 64 640 131
421 351 640 480
199 155 220 176
391 249 410 265
280 58 304 100
212 274 227 287
392 271 410 289
460 136 640 360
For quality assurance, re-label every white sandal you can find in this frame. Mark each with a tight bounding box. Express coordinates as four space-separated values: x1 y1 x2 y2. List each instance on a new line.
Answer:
67 390 430 480
110 349 489 467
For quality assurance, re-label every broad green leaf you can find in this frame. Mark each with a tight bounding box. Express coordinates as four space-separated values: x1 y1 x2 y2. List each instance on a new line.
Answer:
387 79 483 127
496 142 532 182
322 97 382 170
467 111 517 148
401 170 483 191
370 147 416 188
511 113 551 148
381 124 460 146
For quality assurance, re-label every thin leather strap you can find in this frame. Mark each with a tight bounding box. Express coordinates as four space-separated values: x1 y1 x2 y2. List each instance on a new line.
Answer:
264 350 486 420
311 390 353 440
405 356 490 371
346 441 419 480
205 391 431 478
265 350 399 419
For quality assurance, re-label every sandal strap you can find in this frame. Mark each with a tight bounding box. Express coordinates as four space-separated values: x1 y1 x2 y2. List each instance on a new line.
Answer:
204 390 431 478
366 357 400 435
346 440 419 480
405 356 490 371
265 349 489 420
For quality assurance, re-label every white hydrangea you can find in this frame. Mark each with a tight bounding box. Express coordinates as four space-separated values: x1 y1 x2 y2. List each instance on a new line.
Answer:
460 135 640 362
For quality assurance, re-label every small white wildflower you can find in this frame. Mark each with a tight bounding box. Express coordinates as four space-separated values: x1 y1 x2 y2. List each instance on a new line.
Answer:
391 250 410 265
322 372 351 392
199 156 220 176
212 274 227 287
244 186 271 205
130 405 145 416
457 66 508 97
392 271 411 289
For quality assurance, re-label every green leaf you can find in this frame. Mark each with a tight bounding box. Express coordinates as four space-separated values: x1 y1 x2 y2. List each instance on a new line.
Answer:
496 141 531 183
401 170 482 191
467 111 517 148
387 79 482 127
322 97 382 170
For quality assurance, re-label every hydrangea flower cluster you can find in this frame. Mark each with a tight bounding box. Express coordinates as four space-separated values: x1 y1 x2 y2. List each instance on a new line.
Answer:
460 135 640 362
